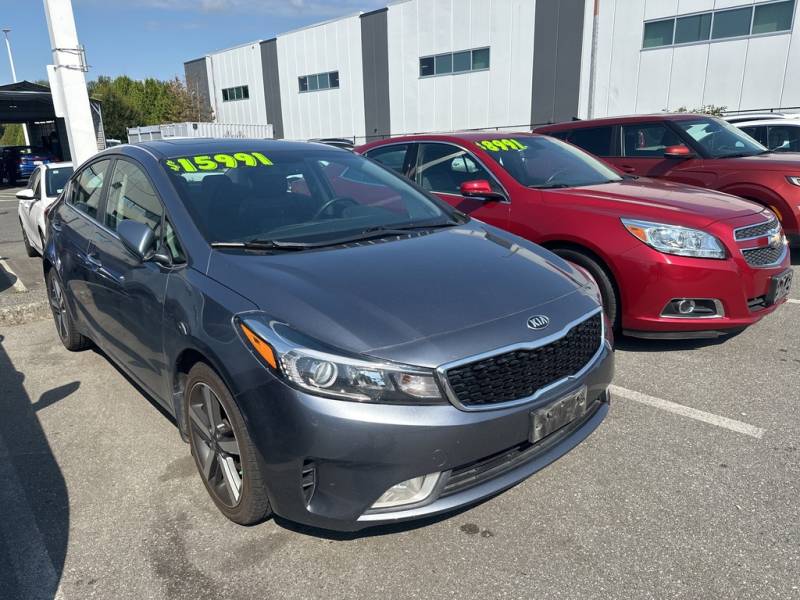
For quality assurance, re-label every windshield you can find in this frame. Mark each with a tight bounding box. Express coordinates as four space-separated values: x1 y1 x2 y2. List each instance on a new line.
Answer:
476 136 622 188
674 117 767 158
162 148 455 246
45 166 73 197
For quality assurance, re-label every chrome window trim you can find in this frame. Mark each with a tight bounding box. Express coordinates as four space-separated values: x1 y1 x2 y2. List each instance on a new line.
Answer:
435 307 605 412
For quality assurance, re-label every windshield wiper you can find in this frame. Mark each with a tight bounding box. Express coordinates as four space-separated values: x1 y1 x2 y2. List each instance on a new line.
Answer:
529 183 573 189
210 240 310 251
717 152 759 159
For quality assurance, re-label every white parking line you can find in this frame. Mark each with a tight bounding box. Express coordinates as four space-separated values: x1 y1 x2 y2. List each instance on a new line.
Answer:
0 259 28 293
787 299 800 305
610 385 765 439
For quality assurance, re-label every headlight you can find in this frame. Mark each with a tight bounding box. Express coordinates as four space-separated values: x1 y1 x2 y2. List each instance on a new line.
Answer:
621 218 726 259
787 176 800 187
236 314 444 404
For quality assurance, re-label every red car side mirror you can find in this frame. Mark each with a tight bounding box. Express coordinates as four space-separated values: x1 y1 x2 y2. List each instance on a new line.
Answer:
663 144 694 159
459 180 505 201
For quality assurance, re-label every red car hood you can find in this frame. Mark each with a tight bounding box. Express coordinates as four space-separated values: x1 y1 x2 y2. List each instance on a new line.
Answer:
543 177 762 227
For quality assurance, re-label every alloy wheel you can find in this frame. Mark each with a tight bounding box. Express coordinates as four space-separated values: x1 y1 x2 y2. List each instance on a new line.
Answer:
48 275 68 342
188 383 243 507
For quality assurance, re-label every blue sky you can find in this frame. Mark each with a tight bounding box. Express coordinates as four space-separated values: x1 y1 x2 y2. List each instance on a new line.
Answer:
2 0 385 84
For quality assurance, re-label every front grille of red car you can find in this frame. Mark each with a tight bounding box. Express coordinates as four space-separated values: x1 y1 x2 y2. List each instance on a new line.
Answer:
742 245 785 267
444 313 602 407
734 217 779 240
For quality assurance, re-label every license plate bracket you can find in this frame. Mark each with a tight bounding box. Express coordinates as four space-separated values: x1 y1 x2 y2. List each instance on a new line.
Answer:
529 387 588 444
766 269 793 306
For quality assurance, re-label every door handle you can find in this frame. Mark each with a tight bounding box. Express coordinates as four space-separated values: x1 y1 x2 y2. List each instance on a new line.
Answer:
619 165 636 173
51 218 63 232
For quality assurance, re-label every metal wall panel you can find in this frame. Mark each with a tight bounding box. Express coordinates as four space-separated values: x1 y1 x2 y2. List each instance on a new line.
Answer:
184 57 212 120
531 0 587 125
260 39 285 138
360 8 391 141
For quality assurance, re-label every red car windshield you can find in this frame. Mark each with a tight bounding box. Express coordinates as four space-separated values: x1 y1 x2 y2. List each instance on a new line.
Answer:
477 136 622 189
674 117 767 158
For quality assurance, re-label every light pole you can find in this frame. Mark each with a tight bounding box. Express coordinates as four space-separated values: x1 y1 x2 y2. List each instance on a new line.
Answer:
2 28 31 145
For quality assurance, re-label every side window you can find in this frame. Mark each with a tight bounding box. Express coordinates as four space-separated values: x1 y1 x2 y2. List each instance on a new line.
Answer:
416 143 499 195
70 159 111 219
365 144 411 174
766 126 800 152
28 170 41 198
622 123 682 157
740 126 768 147
566 127 615 157
163 218 186 263
105 160 163 235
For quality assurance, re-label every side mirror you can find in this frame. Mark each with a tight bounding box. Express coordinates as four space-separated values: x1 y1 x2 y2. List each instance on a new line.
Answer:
16 189 35 200
459 179 505 201
663 144 694 159
118 219 155 261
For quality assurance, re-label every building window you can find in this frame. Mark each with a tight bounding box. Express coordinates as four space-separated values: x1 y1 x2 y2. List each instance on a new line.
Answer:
711 7 753 39
222 85 249 102
298 71 340 93
419 47 491 77
643 19 675 48
753 0 795 34
674 13 712 44
642 0 795 49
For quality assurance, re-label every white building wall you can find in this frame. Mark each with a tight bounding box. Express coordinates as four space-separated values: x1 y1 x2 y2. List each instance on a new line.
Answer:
206 42 269 125
587 0 800 116
386 0 536 135
276 15 366 140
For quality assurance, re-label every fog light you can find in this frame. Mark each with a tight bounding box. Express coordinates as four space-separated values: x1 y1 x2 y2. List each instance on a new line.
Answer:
371 473 441 509
677 299 696 314
661 298 723 318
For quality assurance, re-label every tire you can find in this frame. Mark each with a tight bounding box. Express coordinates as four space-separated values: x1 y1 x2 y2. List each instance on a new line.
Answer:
553 248 620 331
45 270 91 351
184 362 272 526
20 219 38 257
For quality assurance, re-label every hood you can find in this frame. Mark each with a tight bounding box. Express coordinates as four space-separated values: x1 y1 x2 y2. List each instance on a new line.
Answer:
544 177 762 226
206 222 600 368
714 153 800 172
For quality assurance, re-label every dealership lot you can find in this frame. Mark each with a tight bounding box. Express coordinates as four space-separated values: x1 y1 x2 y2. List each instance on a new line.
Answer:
0 204 798 599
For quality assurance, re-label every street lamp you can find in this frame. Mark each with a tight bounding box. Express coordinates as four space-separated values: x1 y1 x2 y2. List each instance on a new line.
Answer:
2 27 31 145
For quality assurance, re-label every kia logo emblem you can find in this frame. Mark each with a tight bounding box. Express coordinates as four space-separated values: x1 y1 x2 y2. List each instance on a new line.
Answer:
527 315 550 330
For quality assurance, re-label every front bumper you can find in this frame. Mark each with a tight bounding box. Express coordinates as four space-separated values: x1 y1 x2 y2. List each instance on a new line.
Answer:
616 242 790 336
234 342 613 532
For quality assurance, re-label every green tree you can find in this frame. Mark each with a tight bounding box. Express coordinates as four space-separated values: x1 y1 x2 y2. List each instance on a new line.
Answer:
0 124 25 146
87 75 211 141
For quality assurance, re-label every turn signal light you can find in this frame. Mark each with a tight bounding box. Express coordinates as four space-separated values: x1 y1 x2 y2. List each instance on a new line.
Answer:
239 322 278 369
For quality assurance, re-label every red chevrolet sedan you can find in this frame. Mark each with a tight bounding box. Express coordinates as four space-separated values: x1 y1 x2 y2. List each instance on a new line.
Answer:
357 133 792 338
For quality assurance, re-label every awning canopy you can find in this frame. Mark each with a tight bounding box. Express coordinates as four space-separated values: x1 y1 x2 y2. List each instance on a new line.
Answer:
0 81 57 123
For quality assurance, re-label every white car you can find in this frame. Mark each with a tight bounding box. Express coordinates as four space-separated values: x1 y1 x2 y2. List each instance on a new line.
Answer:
733 118 800 153
17 161 73 256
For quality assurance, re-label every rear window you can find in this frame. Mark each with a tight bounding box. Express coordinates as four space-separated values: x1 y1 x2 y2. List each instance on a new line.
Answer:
45 166 73 197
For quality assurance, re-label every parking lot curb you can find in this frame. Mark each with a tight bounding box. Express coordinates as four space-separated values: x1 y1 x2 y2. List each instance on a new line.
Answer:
0 300 50 328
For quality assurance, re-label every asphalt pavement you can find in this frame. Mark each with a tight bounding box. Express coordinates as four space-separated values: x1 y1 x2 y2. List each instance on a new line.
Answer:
0 201 798 600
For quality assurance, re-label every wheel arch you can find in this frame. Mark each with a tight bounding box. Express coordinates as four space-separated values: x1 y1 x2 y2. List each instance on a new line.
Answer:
171 346 231 442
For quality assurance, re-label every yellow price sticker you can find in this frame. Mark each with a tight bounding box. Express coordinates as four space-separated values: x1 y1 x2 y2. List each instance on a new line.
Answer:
164 152 273 173
476 139 527 152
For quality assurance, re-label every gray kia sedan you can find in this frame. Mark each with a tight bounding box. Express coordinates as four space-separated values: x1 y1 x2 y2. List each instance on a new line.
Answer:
44 139 613 531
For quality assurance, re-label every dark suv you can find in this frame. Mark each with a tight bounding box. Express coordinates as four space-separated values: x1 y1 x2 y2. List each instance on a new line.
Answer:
537 114 800 246
44 139 613 531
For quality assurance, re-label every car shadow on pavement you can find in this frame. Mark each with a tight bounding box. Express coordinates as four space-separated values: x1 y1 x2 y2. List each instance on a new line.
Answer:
0 334 73 599
0 264 17 294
